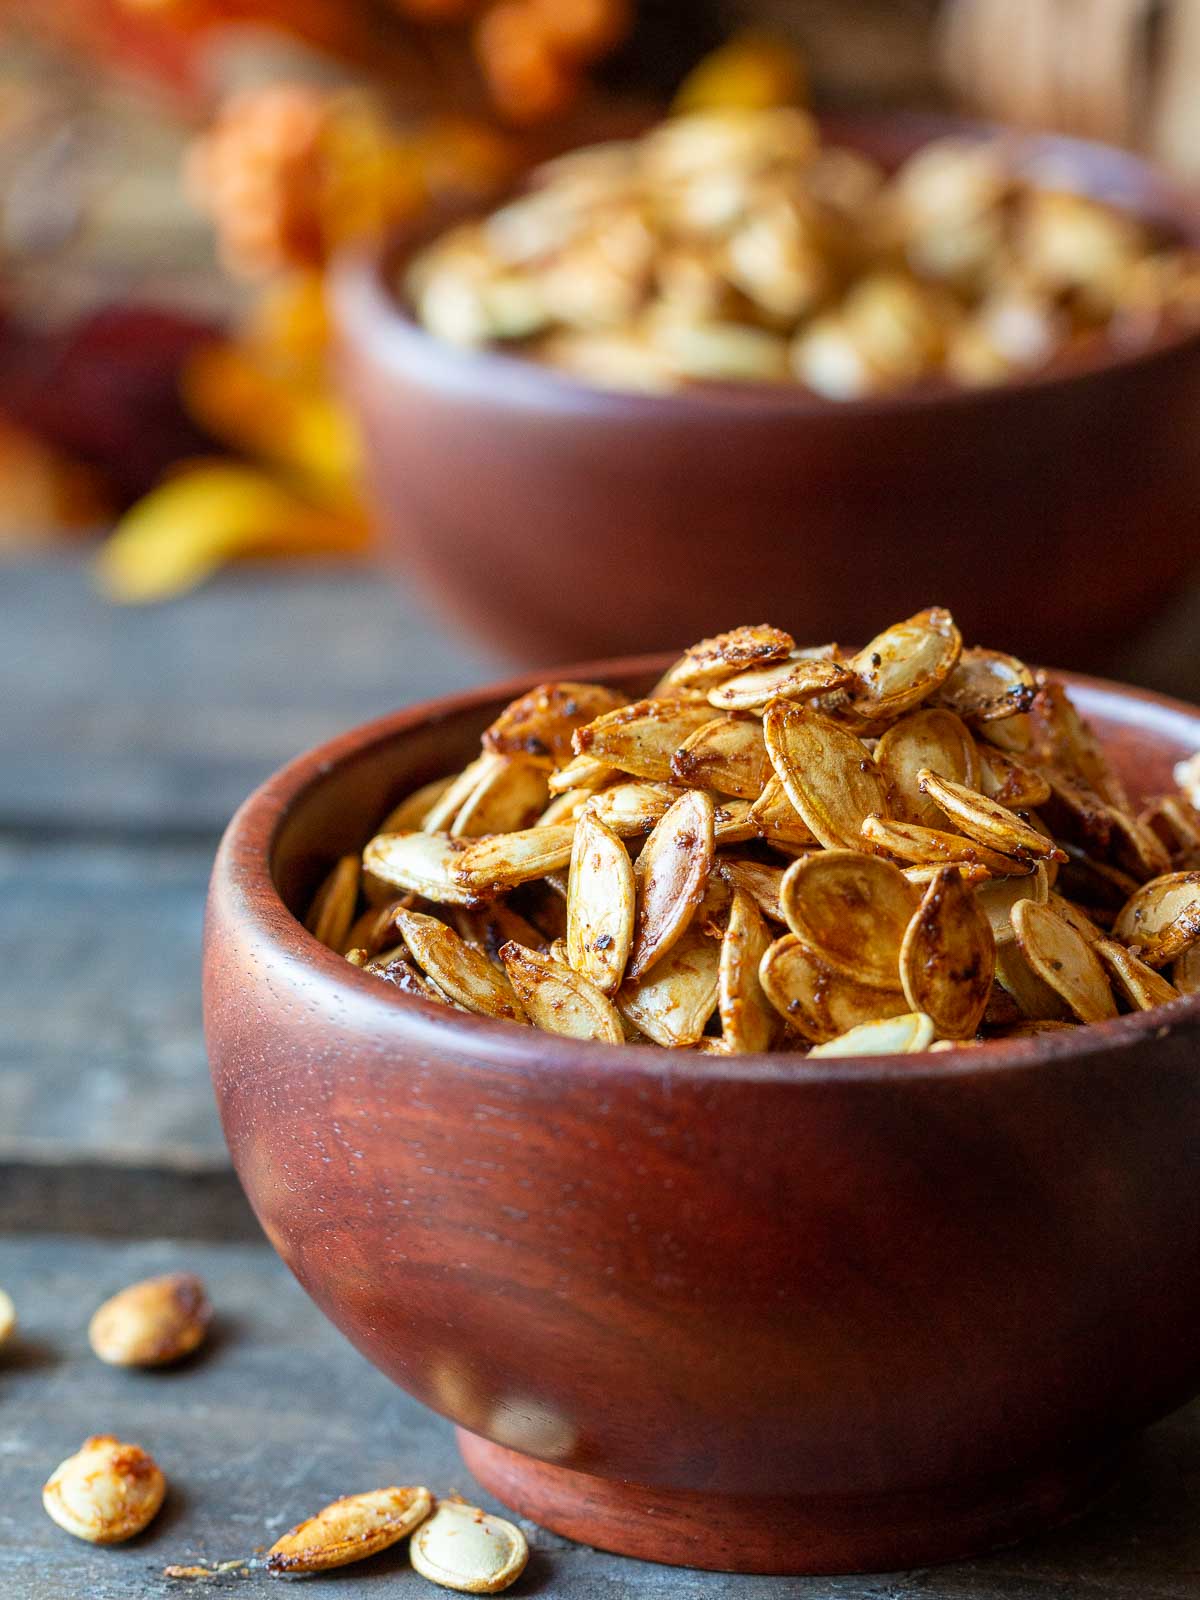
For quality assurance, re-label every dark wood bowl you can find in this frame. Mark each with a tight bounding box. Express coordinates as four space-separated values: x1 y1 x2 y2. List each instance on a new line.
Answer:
204 657 1200 1575
331 113 1200 671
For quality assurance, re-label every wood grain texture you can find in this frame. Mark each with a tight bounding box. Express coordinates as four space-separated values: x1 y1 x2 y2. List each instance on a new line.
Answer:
1 1235 1199 1599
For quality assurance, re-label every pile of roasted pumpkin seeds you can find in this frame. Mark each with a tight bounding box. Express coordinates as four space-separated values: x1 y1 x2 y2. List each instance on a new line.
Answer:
311 608 1200 1056
405 109 1200 398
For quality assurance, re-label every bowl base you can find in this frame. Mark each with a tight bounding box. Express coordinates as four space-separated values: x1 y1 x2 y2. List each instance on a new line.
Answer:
456 1427 1122 1575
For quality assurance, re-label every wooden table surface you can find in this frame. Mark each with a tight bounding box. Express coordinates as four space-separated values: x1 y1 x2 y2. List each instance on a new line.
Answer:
4 551 1200 1598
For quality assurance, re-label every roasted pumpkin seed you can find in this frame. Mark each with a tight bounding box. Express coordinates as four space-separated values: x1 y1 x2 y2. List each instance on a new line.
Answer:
808 1011 935 1057
89 1273 211 1367
392 910 526 1022
899 867 995 1039
573 695 716 781
658 623 794 690
846 608 962 720
706 653 852 712
759 935 909 1042
861 814 1028 877
305 855 360 953
500 942 624 1042
617 882 727 1047
484 682 627 763
43 1436 166 1544
718 888 775 1052
267 1486 433 1574
918 769 1064 862
565 811 635 995
628 790 715 978
937 647 1034 722
1011 899 1118 1023
874 707 979 826
780 849 916 990
1095 939 1181 1011
410 1501 529 1594
1113 870 1200 967
671 714 771 798
763 700 888 852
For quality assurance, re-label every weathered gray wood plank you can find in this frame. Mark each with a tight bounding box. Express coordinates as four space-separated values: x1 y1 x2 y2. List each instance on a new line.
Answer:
0 836 224 1166
0 555 496 834
1 1234 1198 1599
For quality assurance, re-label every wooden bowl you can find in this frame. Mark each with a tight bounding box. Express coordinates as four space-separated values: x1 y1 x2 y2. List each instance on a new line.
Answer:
331 114 1200 671
204 658 1200 1575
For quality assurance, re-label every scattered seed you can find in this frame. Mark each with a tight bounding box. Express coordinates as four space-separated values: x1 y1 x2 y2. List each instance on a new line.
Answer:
410 1501 529 1594
267 1486 433 1574
43 1435 166 1544
89 1273 211 1368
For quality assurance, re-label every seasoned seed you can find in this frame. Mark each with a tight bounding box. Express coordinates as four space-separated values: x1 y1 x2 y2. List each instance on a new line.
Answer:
380 775 456 833
758 934 909 1042
875 707 979 827
977 862 1050 945
917 768 1065 861
364 832 482 907
43 1436 166 1544
410 1501 529 1594
617 882 727 1047
1172 944 1200 994
450 757 549 838
899 866 995 1039
391 910 526 1022
1113 871 1200 967
846 607 962 720
861 814 1029 877
658 623 794 690
780 850 916 990
546 752 618 795
500 942 624 1042
938 647 1034 722
566 811 635 995
1030 676 1129 810
89 1273 211 1367
573 695 716 780
706 653 852 712
718 888 775 1052
975 743 1051 808
1011 899 1118 1023
1095 939 1181 1011
452 825 578 897
808 1012 935 1057
671 714 771 798
424 754 508 834
484 682 628 763
763 700 888 852
717 858 786 923
994 938 1073 1021
267 1487 432 1574
584 780 682 837
365 945 453 1004
747 773 818 846
628 790 715 978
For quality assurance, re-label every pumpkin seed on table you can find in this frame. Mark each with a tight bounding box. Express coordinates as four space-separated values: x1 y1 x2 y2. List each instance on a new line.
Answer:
501 941 624 1043
627 790 714 979
43 1436 166 1544
267 1486 433 1574
565 810 635 994
410 1501 528 1594
780 850 916 990
89 1273 211 1367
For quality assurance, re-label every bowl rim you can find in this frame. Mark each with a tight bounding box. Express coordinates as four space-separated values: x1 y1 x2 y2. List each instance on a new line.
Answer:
330 109 1200 425
212 650 1200 1086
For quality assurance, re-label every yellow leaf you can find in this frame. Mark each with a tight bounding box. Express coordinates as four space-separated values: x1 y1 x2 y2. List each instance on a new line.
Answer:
95 462 368 604
673 33 808 114
181 339 361 490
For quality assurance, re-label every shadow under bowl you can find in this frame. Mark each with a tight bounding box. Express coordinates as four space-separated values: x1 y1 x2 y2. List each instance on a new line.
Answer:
203 654 1200 1574
332 113 1200 672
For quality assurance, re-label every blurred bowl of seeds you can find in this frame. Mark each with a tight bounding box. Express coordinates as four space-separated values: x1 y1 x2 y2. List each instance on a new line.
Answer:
205 642 1200 1576
332 111 1200 668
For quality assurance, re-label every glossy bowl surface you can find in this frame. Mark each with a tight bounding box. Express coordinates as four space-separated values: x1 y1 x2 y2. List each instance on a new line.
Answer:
204 656 1200 1574
332 114 1200 670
